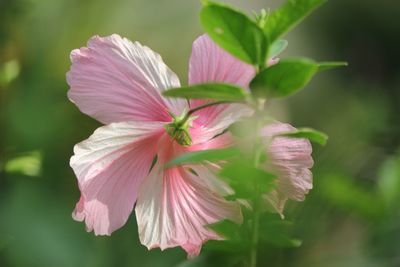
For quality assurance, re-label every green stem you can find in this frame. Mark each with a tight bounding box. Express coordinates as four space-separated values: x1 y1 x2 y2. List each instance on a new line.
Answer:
250 193 261 267
179 100 243 126
187 101 229 116
249 105 265 267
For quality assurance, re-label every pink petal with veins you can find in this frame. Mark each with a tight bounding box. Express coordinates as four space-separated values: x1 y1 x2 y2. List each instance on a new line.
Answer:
67 34 186 124
71 121 164 235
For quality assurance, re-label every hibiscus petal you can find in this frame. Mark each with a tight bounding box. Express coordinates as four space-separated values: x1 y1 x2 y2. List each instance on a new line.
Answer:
189 164 234 197
189 103 252 145
188 34 255 139
67 34 186 124
135 162 242 258
70 121 164 235
188 34 256 88
261 122 314 213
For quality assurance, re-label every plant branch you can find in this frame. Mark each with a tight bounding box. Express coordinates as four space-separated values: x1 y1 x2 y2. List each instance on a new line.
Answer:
179 100 245 126
249 105 265 267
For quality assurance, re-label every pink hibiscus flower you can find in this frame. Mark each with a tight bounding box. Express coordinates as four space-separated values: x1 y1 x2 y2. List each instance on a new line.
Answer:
67 34 256 257
67 33 314 257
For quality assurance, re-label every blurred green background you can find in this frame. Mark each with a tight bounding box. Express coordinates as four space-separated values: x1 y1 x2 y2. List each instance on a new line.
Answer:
1 0 399 266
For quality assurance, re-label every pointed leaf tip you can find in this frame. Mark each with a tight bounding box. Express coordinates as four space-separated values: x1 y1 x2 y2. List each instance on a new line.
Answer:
250 58 318 98
264 0 327 42
165 148 240 168
200 2 268 65
163 83 248 102
280 127 328 146
318 61 348 71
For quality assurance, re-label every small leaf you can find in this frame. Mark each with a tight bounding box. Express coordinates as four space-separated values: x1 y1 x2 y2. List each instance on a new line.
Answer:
258 213 303 248
280 127 328 146
220 160 277 199
318 61 348 71
163 83 249 102
4 151 42 176
200 2 268 65
165 148 240 168
264 0 327 42
269 39 288 58
250 58 318 98
205 220 250 254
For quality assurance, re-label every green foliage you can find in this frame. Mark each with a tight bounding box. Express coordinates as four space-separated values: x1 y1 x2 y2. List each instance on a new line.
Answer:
259 213 302 248
163 83 248 101
200 1 268 65
263 0 327 42
208 220 243 241
280 127 328 146
204 219 250 265
165 148 240 168
250 58 318 98
219 160 276 200
320 174 385 220
0 234 14 251
377 154 400 208
204 214 301 258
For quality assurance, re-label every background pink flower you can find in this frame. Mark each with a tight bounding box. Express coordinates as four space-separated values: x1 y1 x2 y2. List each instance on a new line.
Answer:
261 122 314 216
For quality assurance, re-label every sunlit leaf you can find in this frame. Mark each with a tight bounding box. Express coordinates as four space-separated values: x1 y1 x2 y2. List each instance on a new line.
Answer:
250 58 318 98
4 151 42 177
200 1 268 65
163 83 249 101
264 0 327 42
165 148 240 168
280 127 328 146
318 61 348 71
0 60 20 86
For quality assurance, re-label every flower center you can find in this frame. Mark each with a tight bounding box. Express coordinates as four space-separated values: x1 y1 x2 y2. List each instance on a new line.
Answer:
164 111 195 147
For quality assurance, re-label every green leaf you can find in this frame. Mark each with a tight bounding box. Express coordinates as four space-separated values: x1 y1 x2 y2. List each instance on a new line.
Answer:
207 220 242 240
220 160 277 199
318 61 348 71
264 0 327 42
269 39 288 58
259 213 302 248
250 58 318 98
165 148 240 168
205 220 250 254
280 127 328 146
4 151 42 176
200 2 268 65
163 83 249 102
